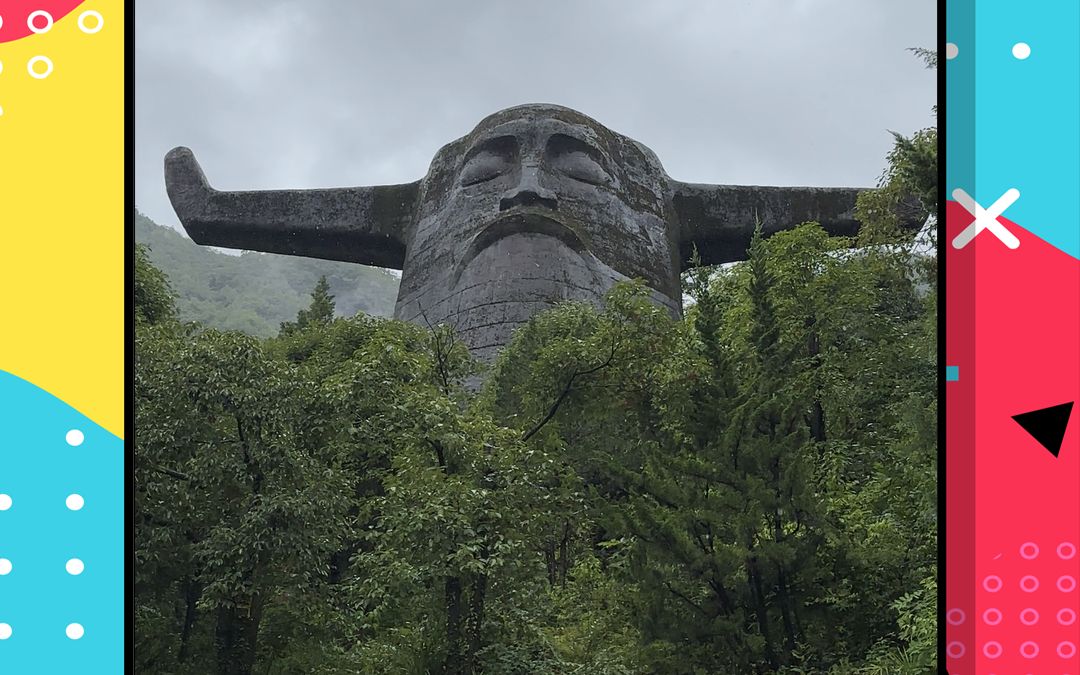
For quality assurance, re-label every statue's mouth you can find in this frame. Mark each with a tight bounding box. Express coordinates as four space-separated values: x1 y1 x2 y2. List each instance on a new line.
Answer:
452 207 588 285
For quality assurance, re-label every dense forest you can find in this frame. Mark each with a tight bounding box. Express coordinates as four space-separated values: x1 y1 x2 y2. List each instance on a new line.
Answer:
135 60 937 673
135 211 399 336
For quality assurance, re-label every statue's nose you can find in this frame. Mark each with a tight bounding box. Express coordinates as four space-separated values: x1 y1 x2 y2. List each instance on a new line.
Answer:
500 165 557 211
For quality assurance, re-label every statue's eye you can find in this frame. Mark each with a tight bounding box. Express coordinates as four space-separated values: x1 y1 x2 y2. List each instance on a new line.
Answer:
460 152 511 186
546 134 613 187
460 136 518 187
552 151 612 187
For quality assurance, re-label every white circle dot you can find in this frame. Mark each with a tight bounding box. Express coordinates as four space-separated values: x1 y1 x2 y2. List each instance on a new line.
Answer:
1059 542 1077 559
946 43 959 60
27 10 53 34
1058 575 1077 592
0 559 10 575
66 494 84 511
983 607 1003 625
984 640 1003 659
0 494 11 511
78 10 103 34
1020 542 1039 559
1013 42 1031 60
1020 575 1039 592
983 574 1003 592
0 623 10 640
66 558 84 575
1020 640 1039 658
66 623 84 640
0 15 4 31
66 429 84 446
27 56 53 80
0 60 4 75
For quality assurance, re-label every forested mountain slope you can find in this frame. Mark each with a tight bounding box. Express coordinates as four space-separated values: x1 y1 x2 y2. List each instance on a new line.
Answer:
135 211 399 336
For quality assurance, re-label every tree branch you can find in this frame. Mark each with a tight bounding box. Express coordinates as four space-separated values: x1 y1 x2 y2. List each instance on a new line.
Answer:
152 465 193 482
428 438 448 471
418 302 452 395
522 333 620 442
664 581 709 617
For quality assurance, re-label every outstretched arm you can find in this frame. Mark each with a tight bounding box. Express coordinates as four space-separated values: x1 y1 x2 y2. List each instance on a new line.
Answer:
164 147 418 269
673 183 919 267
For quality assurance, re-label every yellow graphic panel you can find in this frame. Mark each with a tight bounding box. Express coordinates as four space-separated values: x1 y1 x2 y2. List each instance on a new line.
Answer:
0 2 125 438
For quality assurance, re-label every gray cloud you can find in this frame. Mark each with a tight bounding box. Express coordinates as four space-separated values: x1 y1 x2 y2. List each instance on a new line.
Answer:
136 0 936 230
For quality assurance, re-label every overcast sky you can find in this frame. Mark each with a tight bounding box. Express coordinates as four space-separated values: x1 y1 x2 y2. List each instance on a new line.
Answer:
135 0 936 231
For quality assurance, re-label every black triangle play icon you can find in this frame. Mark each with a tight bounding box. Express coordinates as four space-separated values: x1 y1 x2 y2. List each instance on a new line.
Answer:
1012 402 1074 458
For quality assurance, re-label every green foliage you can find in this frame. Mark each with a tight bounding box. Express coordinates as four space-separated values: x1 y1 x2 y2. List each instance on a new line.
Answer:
135 210 399 336
135 243 178 326
279 276 337 337
855 49 937 245
136 231 935 672
908 46 938 71
135 57 935 670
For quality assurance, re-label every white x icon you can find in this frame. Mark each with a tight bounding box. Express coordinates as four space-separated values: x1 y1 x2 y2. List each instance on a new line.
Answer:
951 188 1021 249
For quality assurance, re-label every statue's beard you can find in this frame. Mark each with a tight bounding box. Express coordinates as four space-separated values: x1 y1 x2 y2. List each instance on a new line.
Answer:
447 210 606 362
451 208 588 286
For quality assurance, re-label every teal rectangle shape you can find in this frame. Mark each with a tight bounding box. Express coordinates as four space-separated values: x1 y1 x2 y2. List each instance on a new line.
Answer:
946 366 959 381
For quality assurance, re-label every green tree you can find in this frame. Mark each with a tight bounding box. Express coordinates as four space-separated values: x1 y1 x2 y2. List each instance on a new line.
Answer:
135 47 936 669
135 210 399 337
855 50 937 244
280 275 336 337
135 243 177 327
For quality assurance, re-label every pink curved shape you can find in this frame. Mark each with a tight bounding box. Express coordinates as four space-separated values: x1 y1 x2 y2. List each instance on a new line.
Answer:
0 1 88 43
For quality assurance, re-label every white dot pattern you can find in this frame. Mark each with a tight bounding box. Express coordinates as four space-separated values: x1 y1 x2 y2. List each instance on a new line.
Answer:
1 337 118 665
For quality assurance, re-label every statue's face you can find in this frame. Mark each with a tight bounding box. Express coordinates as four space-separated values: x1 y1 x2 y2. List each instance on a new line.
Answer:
396 105 680 361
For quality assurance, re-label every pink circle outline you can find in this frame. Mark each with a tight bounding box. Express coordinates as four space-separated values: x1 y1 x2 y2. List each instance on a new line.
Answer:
1058 541 1077 559
1058 641 1077 659
1020 575 1039 592
1020 608 1039 625
1057 575 1077 592
983 607 1003 625
1058 608 1077 625
983 640 1003 659
1020 641 1039 659
946 608 965 625
946 641 965 658
1020 541 1039 559
983 575 1003 592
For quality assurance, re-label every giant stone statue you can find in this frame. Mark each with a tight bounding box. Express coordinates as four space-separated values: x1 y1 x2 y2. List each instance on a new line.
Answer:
166 103 915 363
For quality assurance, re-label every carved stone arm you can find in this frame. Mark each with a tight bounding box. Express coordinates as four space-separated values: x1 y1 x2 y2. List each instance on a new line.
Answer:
673 183 921 267
164 147 417 269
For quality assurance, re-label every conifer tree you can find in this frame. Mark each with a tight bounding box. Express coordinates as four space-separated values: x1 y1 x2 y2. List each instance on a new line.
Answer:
279 276 336 336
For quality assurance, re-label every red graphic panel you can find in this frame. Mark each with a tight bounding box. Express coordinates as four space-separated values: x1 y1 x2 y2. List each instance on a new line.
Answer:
946 198 1080 672
0 2 86 43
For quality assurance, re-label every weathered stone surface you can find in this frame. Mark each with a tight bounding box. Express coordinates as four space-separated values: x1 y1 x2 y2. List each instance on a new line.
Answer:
165 103 921 361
